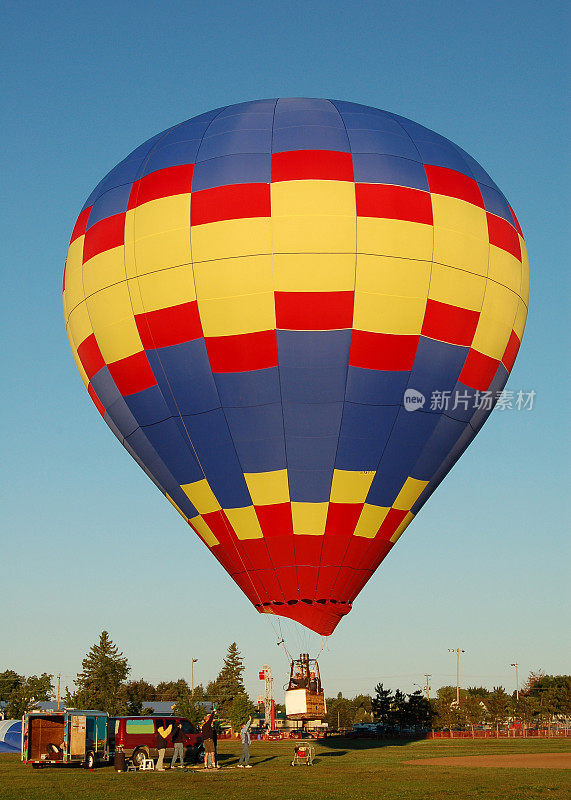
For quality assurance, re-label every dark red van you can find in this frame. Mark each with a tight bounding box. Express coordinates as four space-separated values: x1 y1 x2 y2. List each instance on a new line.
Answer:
110 716 203 766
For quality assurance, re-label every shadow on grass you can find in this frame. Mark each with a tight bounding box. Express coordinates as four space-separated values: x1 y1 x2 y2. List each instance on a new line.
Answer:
320 735 427 752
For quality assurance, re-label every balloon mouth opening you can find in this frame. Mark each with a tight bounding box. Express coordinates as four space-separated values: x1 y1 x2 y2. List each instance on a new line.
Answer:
256 599 351 636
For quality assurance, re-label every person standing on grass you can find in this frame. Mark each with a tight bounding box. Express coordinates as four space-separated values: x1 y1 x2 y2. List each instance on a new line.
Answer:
170 721 184 769
155 720 172 771
201 710 219 769
236 715 253 768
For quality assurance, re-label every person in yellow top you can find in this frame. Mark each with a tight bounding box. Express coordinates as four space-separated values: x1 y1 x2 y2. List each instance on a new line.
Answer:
156 720 173 771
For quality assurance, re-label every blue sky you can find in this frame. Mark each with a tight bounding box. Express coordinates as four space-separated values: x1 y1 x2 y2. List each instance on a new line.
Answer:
1 0 569 702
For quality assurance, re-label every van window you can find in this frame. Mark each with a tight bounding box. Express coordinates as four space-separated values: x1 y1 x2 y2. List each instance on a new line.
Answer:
126 719 155 734
180 719 195 734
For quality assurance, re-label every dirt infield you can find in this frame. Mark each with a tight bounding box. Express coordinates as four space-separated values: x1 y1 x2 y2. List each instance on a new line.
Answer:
405 752 571 769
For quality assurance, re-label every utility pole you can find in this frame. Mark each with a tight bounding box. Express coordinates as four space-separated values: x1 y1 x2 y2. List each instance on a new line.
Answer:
424 674 432 700
510 663 519 700
448 649 465 705
191 658 198 696
57 674 61 711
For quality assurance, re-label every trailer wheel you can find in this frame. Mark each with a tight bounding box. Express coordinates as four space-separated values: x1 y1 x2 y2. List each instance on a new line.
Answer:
132 748 147 768
84 751 95 769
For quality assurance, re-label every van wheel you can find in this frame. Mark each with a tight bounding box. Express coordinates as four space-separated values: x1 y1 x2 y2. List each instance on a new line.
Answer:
84 751 95 769
132 748 147 768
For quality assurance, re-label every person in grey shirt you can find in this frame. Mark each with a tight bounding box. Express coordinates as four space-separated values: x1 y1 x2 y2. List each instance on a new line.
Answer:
236 715 253 768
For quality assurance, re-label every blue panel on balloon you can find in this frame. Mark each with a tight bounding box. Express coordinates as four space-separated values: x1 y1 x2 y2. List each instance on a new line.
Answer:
286 435 339 470
90 366 122 408
352 154 428 189
142 417 203 485
451 143 499 190
218 99 276 115
272 125 349 153
467 362 509 433
283 401 343 437
339 111 407 135
288 468 333 503
183 410 251 508
206 113 274 136
337 401 398 450
148 340 221 415
198 129 273 160
233 436 286 473
446 384 481 424
273 109 342 129
280 366 348 403
192 153 271 191
87 184 132 228
124 384 172 427
215 367 281 407
277 330 351 366
106 397 139 438
409 338 468 402
346 129 419 160
415 141 473 175
144 141 202 173
125 427 165 468
160 111 226 144
410 414 467 479
225 403 284 442
346 366 410 406
479 183 515 225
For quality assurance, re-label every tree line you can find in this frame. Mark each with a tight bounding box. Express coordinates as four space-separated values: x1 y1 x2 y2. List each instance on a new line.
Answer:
2 632 569 735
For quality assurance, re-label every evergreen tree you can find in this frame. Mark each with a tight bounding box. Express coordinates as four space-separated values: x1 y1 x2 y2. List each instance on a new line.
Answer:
5 674 53 718
121 679 156 714
0 670 23 703
486 686 509 737
210 642 247 716
70 631 130 715
228 694 255 732
406 689 433 731
372 683 393 726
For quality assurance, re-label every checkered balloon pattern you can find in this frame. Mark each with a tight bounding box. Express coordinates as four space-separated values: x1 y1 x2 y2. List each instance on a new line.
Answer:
63 99 528 635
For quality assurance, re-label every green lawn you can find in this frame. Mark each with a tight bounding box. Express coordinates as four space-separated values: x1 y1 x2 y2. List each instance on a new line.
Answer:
1 737 569 800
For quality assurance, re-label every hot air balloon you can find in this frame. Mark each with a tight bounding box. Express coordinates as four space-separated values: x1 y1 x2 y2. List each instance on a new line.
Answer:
63 99 528 637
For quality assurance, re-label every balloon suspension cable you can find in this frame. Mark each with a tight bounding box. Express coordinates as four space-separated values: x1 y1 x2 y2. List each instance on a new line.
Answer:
277 618 293 662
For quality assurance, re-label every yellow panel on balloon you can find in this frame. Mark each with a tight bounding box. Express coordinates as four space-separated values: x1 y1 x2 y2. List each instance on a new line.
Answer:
133 194 191 237
272 214 355 254
390 511 414 543
128 263 196 315
271 180 356 217
132 229 192 276
291 502 328 536
432 196 489 276
357 217 433 261
471 281 518 360
224 506 264 540
353 292 426 335
244 470 290 506
66 236 85 276
520 238 530 306
67 301 93 352
86 284 143 363
198 292 276 337
353 504 390 538
330 469 375 504
64 260 86 321
194 255 274 300
191 218 272 262
513 298 527 340
273 253 356 292
356 255 430 298
428 263 486 311
189 515 219 547
392 477 429 511
82 246 126 297
488 245 522 294
181 479 221 515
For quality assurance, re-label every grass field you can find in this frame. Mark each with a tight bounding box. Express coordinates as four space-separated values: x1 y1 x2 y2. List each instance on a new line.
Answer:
1 737 569 800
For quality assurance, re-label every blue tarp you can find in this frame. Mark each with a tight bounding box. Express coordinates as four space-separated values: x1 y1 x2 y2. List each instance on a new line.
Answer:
0 720 21 753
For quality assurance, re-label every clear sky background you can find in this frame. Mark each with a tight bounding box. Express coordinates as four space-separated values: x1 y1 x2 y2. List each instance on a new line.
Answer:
1 0 569 703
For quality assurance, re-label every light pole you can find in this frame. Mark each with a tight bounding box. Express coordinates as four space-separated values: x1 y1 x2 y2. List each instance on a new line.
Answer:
448 649 465 705
191 658 198 696
424 674 432 701
510 663 519 700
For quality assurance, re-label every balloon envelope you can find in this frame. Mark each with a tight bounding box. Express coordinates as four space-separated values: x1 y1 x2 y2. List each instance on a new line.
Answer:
63 99 528 635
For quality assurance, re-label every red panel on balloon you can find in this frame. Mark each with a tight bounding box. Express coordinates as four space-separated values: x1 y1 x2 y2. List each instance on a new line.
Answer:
501 330 521 372
83 213 126 262
191 183 270 225
135 301 203 349
319 534 352 565
487 212 521 261
349 331 419 370
205 330 278 373
70 207 91 244
255 568 285 602
274 565 299 597
240 538 272 570
376 508 408 541
107 350 157 396
459 349 500 390
255 503 293 537
128 164 194 209
296 566 319 600
324 503 363 536
425 165 484 208
271 149 354 182
275 291 354 330
355 184 433 225
343 535 373 569
77 333 105 380
421 299 480 346
294 535 324 565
